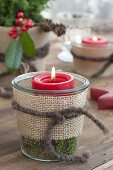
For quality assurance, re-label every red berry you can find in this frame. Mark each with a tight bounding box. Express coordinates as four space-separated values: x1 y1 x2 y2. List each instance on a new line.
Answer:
11 33 17 39
15 18 23 25
11 27 18 33
17 11 24 18
26 19 34 28
8 31 14 36
21 26 28 31
15 18 21 25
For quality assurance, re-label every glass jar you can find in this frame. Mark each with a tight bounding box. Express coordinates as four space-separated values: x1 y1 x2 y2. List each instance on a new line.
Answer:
71 41 113 77
12 72 89 162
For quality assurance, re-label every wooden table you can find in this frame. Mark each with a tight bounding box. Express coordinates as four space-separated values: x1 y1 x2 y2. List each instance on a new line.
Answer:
1 41 113 170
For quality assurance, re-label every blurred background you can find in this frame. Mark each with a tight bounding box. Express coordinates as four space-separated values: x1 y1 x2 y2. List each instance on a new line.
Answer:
42 0 113 19
40 0 113 45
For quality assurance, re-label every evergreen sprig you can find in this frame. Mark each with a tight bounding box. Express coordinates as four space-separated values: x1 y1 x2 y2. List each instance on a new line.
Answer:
0 0 52 26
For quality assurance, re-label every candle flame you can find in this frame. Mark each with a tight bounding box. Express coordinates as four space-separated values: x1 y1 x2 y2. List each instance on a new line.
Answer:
51 66 56 81
92 36 98 42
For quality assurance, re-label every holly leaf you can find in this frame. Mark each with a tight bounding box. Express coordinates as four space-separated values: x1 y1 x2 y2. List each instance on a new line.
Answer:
5 40 23 72
20 31 35 58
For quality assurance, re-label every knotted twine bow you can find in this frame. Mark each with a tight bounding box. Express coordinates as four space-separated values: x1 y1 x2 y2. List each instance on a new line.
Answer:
12 100 108 164
71 51 113 78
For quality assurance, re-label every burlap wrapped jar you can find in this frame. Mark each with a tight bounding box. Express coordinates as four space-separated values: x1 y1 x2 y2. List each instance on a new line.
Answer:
0 26 50 88
12 72 89 161
71 42 113 77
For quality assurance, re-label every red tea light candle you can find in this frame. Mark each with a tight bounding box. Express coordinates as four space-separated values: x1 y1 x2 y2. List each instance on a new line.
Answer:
90 87 113 110
32 66 75 90
82 36 109 46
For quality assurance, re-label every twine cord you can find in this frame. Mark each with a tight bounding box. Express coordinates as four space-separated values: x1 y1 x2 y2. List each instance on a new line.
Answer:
92 61 111 77
12 100 109 163
0 87 13 98
71 51 113 77
0 71 10 77
45 121 91 163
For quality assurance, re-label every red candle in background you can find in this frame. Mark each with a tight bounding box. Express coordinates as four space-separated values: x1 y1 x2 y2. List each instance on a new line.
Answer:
32 66 75 90
82 36 109 46
90 87 113 110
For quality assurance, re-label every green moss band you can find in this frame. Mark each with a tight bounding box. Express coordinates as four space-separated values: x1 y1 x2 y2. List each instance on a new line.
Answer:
21 136 78 160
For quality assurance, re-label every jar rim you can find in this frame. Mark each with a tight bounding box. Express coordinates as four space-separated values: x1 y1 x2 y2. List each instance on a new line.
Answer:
12 72 90 95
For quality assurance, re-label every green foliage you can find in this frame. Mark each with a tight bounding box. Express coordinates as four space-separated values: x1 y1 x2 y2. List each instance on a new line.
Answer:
20 32 35 57
25 138 43 154
5 39 23 72
0 0 52 26
55 137 77 155
22 136 77 160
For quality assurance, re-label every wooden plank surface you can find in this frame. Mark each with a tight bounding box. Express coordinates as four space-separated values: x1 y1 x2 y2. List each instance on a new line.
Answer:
93 160 113 170
1 41 113 170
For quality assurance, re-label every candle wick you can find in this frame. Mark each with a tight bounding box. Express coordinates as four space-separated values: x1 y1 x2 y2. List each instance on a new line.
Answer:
51 78 55 83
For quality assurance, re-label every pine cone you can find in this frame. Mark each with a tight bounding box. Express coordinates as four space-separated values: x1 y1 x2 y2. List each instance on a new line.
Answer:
17 62 29 75
53 23 66 36
40 19 55 32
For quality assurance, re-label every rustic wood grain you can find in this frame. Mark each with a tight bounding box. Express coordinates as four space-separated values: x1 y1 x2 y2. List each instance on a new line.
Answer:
1 41 113 170
93 159 113 170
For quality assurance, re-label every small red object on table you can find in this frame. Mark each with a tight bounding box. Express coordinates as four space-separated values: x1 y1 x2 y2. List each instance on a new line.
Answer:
90 87 113 110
